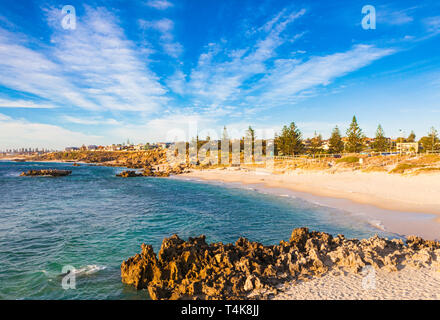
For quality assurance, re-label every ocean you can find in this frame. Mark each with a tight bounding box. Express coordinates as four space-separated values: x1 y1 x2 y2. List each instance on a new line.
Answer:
0 161 397 299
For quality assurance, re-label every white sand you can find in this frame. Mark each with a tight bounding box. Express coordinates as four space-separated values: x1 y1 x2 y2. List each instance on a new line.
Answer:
274 267 440 300
178 168 440 239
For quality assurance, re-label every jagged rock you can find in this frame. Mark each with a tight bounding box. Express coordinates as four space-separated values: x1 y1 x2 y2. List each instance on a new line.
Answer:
116 170 143 177
20 169 72 177
121 228 440 300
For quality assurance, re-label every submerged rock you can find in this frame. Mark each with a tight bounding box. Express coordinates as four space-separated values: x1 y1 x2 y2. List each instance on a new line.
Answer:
20 169 72 177
121 228 440 300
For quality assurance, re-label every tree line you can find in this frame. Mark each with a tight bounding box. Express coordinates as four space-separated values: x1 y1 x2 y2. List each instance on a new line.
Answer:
274 116 440 155
188 117 439 156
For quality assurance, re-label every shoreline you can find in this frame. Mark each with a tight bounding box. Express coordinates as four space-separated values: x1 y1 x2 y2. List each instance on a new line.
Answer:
5 158 440 239
177 168 440 240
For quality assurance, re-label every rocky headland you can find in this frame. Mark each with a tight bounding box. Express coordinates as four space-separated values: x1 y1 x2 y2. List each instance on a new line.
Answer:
121 228 440 300
20 169 72 177
30 149 169 169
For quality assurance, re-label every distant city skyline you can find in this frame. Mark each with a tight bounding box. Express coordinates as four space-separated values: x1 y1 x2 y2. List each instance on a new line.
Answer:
0 0 439 149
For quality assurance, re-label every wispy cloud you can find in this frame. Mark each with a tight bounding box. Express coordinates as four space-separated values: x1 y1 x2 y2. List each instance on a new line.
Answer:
0 6 168 114
145 0 173 10
62 115 121 125
139 18 183 58
0 98 57 109
169 9 307 108
249 44 395 107
377 8 415 25
166 9 394 114
424 16 440 35
0 114 99 149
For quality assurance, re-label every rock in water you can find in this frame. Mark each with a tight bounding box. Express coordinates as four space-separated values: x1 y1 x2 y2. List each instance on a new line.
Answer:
20 169 72 177
116 170 143 177
121 228 440 300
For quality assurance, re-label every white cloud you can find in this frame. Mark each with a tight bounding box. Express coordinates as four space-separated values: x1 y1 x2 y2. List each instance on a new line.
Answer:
378 9 414 25
62 115 121 125
0 98 57 109
170 9 306 107
248 45 395 107
0 6 168 114
145 0 173 10
139 18 183 58
425 16 440 35
0 114 99 149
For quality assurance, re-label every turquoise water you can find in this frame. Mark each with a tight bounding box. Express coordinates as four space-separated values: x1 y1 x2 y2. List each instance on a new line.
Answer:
0 161 397 300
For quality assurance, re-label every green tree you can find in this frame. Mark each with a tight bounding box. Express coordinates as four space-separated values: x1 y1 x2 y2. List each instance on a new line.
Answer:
419 127 440 152
275 122 304 155
309 131 323 155
328 126 344 154
345 116 365 153
245 126 256 154
373 124 388 152
407 131 416 143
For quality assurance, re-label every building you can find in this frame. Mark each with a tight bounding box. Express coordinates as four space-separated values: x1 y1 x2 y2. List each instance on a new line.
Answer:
396 142 419 154
65 147 79 152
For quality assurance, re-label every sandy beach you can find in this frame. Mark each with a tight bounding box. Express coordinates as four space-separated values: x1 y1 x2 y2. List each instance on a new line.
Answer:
179 168 440 240
273 266 440 300
177 168 440 300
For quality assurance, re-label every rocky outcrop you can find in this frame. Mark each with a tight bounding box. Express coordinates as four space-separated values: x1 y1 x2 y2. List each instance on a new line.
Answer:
121 228 440 300
29 149 192 177
115 164 191 178
30 149 169 169
20 169 72 177
143 164 190 177
116 170 144 178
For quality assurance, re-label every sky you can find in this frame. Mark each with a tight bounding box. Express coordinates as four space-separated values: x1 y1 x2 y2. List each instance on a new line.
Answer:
0 0 439 149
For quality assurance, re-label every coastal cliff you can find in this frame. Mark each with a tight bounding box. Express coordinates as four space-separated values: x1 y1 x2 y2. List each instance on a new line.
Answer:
121 228 440 300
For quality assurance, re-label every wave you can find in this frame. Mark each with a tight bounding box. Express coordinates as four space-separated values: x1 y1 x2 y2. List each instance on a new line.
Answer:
368 219 386 232
60 265 107 277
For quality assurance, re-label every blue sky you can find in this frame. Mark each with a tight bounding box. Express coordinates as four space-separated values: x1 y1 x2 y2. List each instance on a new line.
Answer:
0 0 439 149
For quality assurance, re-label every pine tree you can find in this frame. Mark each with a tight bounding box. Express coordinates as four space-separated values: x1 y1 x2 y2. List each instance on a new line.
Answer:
373 124 388 152
309 131 323 155
275 122 304 155
245 126 256 154
407 131 416 143
419 127 440 152
345 116 364 153
328 126 344 154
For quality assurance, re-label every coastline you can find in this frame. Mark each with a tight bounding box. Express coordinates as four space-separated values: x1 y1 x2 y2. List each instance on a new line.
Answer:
177 168 440 240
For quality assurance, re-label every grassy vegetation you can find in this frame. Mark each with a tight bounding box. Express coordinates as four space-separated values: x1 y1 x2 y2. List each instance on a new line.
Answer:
335 156 360 164
412 167 440 175
389 163 425 174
